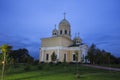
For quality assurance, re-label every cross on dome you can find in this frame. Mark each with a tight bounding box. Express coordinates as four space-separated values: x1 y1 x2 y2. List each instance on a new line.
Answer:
55 24 56 29
64 12 66 19
78 32 80 37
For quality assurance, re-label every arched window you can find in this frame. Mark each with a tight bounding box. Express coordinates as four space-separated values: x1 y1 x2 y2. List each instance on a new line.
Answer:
73 54 76 61
46 54 49 60
53 32 56 35
76 40 80 44
64 54 66 62
65 30 67 34
60 30 62 34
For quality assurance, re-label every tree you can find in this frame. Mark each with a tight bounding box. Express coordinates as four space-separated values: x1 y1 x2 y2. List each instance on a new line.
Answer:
87 43 119 64
87 44 96 64
94 48 103 64
0 44 12 80
51 52 57 62
9 48 34 63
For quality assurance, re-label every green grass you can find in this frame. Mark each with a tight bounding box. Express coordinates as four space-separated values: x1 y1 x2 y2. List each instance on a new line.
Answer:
0 63 120 80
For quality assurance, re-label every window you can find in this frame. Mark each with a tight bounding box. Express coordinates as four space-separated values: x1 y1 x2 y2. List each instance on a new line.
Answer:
53 33 56 35
46 54 49 60
73 54 76 61
60 30 62 34
64 54 66 62
65 30 67 34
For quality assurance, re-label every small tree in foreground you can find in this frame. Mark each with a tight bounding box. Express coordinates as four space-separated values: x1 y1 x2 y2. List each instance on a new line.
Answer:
51 52 57 63
0 44 12 80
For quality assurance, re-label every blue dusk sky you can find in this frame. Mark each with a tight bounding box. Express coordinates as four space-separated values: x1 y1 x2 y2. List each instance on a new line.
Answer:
0 0 120 59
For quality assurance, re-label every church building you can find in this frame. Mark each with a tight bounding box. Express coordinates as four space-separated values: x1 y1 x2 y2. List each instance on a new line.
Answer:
39 14 88 63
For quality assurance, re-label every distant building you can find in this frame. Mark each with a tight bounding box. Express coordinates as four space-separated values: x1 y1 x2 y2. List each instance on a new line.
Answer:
39 14 88 63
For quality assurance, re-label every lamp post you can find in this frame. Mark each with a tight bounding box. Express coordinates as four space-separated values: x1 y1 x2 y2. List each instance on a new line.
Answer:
2 61 4 64
0 44 12 80
1 52 6 80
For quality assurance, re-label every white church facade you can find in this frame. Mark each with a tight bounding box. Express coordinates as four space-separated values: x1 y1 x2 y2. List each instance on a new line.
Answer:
39 14 88 63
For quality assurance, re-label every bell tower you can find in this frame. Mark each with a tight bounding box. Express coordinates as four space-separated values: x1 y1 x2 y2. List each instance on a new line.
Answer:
58 13 71 39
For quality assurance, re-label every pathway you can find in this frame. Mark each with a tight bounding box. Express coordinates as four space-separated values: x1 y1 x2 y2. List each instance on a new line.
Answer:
82 64 120 71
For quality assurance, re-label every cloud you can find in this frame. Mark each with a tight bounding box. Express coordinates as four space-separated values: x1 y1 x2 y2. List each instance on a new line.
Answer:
0 33 40 59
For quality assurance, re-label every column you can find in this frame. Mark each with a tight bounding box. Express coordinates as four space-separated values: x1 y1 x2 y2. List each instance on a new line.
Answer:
42 50 44 62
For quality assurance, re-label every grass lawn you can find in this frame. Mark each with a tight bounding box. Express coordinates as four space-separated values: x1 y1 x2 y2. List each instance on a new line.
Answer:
0 63 120 80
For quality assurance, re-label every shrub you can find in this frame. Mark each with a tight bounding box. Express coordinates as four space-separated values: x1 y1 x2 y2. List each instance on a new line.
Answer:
38 65 42 70
13 64 19 68
69 62 75 64
33 60 39 65
24 65 31 71
44 64 50 70
40 62 44 64
49 62 53 65
56 61 62 65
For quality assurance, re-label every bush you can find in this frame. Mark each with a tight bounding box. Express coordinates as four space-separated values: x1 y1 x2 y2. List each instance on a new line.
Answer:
69 62 75 64
33 60 39 65
24 65 31 71
43 64 50 70
56 62 62 65
13 64 19 68
40 62 44 64
38 65 42 70
49 62 53 65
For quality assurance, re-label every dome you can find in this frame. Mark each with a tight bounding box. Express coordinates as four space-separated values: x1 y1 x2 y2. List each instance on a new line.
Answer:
52 26 58 37
52 28 57 32
59 19 71 28
73 34 82 45
73 37 82 42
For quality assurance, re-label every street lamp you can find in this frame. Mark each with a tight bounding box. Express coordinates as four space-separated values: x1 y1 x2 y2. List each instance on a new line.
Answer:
2 61 5 64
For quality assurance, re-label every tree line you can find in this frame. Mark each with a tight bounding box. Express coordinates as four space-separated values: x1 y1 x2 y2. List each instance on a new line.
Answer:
87 44 120 64
0 44 34 65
